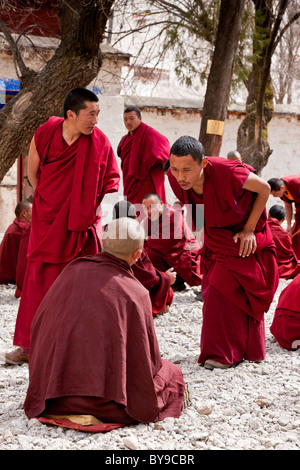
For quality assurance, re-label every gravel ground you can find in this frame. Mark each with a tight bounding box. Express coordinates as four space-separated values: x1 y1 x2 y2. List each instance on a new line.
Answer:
0 277 299 451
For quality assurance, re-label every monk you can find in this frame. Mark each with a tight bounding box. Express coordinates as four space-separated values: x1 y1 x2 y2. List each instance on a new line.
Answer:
0 201 32 297
142 193 202 292
267 205 300 279
117 106 170 204
268 175 300 259
112 200 175 315
23 218 186 431
4 88 120 365
227 150 242 162
168 136 278 370
270 274 300 351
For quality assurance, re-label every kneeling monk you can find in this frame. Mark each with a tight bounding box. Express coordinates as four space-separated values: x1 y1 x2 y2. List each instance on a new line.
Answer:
24 218 186 431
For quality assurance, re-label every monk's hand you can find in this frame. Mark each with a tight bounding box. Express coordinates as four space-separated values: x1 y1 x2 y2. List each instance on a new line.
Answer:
166 267 177 285
233 229 257 257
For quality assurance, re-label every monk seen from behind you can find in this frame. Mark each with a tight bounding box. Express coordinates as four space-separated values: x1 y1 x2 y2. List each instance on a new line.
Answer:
24 218 186 431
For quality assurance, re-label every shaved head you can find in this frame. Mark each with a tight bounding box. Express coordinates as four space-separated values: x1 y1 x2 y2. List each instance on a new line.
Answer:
102 218 144 262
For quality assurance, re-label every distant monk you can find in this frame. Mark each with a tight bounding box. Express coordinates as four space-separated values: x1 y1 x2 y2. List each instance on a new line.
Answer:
168 136 278 369
117 105 170 204
112 200 175 315
4 88 120 365
142 193 202 292
23 218 186 432
227 150 242 162
267 205 300 279
268 175 300 259
270 274 300 351
0 201 32 297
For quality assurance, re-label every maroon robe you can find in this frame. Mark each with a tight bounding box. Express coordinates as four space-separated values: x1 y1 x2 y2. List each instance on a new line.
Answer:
143 204 202 287
15 222 31 298
0 218 30 286
132 248 173 315
281 175 300 259
168 157 279 365
267 217 300 279
270 274 300 350
13 117 120 352
117 122 170 204
24 252 185 431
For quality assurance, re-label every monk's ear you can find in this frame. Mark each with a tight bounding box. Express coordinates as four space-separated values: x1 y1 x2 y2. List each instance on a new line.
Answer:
201 157 208 168
133 248 142 263
66 109 75 120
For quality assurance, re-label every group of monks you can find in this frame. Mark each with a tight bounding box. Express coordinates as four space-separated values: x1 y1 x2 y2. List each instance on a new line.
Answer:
0 87 299 432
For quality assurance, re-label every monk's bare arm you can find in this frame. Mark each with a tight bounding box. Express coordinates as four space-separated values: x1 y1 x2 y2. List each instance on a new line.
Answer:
28 137 40 190
284 201 293 234
233 172 270 257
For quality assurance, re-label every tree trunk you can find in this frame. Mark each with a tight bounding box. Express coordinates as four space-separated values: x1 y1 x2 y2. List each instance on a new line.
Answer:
0 0 114 182
237 0 289 175
199 0 245 156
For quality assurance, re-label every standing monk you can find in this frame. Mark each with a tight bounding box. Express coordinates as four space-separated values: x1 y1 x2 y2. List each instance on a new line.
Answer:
268 175 300 259
4 88 120 365
168 136 278 370
117 106 170 204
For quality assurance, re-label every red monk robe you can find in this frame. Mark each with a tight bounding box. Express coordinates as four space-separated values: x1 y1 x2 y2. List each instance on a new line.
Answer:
267 217 300 279
13 117 120 352
24 252 185 431
131 248 173 315
144 203 202 287
270 274 300 351
281 175 300 259
168 158 279 366
117 122 170 204
0 218 30 288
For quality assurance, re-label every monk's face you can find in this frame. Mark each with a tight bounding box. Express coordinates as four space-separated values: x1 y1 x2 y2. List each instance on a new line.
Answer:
270 186 285 198
124 111 141 134
71 101 100 135
170 154 206 191
142 196 163 221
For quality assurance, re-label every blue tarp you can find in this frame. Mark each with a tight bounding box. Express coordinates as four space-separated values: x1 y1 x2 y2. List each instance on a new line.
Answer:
0 78 20 109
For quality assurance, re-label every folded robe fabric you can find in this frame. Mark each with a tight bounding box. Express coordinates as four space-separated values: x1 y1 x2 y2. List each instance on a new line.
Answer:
24 252 185 427
117 122 170 204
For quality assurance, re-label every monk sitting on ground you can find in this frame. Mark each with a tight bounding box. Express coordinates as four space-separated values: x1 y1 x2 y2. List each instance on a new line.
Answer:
112 200 175 315
267 205 300 279
142 193 202 292
270 273 300 351
23 218 186 431
0 201 32 297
